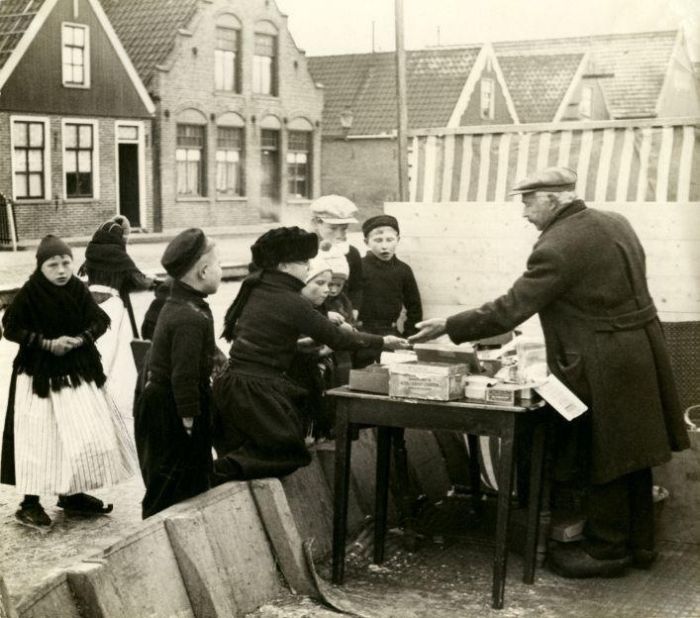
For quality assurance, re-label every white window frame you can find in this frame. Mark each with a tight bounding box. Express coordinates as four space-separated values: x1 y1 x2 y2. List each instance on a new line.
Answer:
61 118 99 200
579 85 593 118
10 115 51 201
114 120 147 227
480 78 495 120
61 22 90 88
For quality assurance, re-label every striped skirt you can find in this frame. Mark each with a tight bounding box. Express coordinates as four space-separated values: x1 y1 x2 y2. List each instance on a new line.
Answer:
11 373 138 496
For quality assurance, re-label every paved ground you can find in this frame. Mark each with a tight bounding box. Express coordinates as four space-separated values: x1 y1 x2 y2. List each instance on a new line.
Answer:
1 233 699 616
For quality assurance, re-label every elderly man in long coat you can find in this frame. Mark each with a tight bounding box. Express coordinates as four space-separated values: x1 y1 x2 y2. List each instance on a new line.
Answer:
411 167 689 578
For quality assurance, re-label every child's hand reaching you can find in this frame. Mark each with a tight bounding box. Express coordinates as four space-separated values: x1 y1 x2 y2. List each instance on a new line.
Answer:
327 311 345 325
382 335 410 351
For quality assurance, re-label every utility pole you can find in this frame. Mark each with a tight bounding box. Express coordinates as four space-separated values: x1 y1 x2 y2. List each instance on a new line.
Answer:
394 0 409 201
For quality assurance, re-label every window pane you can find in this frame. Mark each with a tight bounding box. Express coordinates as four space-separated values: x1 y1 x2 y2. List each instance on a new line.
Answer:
28 123 43 147
187 149 201 162
28 150 43 171
63 25 74 46
29 174 43 197
62 46 72 65
254 33 275 56
66 172 77 195
78 124 92 147
187 161 199 194
78 150 92 172
64 152 77 173
73 26 84 47
77 172 92 196
73 66 83 84
117 125 138 140
64 125 77 148
15 174 27 197
177 161 188 193
13 122 27 147
176 148 188 162
14 150 26 171
72 47 83 66
226 150 239 163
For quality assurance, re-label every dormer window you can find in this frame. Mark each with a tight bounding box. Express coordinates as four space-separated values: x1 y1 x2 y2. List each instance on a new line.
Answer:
480 78 494 120
62 23 90 87
579 85 593 118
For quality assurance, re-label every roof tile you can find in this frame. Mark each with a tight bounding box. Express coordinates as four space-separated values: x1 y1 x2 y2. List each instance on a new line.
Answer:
0 0 46 72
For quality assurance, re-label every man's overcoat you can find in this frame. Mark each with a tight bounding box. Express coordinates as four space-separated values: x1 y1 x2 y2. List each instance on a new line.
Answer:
446 200 689 484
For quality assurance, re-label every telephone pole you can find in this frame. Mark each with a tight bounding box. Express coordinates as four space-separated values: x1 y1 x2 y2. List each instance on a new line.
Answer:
394 0 409 201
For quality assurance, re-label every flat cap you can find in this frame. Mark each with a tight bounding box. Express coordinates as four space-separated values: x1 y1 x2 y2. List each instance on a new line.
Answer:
310 195 358 224
362 214 399 238
161 228 207 279
509 167 577 196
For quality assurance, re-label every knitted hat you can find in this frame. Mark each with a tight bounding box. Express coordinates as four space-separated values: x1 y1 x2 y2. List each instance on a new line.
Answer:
251 227 319 269
362 214 400 237
36 235 72 267
305 256 333 283
161 228 207 279
318 240 350 280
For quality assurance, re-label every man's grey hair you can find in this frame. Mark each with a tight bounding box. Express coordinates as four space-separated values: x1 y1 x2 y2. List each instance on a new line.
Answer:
545 190 578 207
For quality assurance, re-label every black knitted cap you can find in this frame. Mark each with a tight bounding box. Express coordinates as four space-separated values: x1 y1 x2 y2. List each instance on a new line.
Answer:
36 235 72 266
362 214 399 237
161 228 207 279
251 227 319 269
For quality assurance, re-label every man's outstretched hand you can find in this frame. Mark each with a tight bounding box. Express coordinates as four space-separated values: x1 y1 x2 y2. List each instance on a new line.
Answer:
408 318 447 343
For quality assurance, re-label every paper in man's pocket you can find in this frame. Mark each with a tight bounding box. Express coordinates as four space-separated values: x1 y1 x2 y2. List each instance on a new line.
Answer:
534 374 587 420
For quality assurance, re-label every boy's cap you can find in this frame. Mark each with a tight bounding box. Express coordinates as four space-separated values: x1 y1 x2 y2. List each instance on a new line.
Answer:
319 241 350 280
362 214 399 237
36 235 72 266
310 195 358 224
161 228 207 279
251 226 319 269
305 255 333 283
509 167 577 196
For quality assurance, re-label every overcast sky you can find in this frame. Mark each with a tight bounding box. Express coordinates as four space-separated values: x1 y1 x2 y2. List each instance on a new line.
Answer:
275 0 700 59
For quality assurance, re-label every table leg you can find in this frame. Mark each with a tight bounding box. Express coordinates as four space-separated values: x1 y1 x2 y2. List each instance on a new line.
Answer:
332 407 352 585
466 434 482 507
492 421 516 610
374 426 392 564
523 421 546 584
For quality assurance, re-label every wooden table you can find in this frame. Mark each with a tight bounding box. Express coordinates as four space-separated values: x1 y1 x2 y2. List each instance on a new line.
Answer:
328 386 549 610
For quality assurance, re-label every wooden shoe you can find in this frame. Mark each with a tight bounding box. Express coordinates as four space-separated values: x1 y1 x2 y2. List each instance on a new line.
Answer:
547 543 631 579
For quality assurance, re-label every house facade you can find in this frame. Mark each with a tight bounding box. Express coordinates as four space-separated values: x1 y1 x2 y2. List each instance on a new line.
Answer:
311 30 700 217
0 0 154 240
105 0 323 231
308 45 515 218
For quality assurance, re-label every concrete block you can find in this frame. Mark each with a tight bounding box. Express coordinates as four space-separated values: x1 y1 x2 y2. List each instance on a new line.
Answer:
166 482 284 616
15 571 81 618
69 518 194 617
405 429 452 501
315 448 366 533
281 456 334 559
250 478 317 597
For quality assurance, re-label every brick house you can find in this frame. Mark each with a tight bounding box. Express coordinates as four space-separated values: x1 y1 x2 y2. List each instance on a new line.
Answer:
310 30 700 217
105 0 323 231
0 0 154 241
308 44 516 219
494 30 700 122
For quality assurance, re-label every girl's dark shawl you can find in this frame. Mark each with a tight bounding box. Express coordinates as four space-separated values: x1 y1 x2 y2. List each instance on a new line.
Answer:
3 272 110 397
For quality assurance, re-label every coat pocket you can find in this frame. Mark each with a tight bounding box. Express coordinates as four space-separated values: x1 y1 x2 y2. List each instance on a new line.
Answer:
555 353 591 404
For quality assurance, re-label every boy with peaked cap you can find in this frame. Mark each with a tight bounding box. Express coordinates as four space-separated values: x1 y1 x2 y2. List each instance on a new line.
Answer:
134 228 222 518
310 195 363 314
355 214 423 367
211 226 408 483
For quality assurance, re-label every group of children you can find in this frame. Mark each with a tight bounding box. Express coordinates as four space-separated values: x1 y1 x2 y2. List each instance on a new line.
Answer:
0 195 423 524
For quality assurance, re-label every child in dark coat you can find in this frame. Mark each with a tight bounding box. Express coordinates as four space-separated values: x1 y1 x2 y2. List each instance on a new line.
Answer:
134 228 222 518
355 214 423 367
1 235 137 527
211 227 407 483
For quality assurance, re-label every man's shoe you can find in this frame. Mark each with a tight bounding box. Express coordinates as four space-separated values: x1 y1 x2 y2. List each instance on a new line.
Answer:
547 543 631 579
631 549 658 570
15 502 51 528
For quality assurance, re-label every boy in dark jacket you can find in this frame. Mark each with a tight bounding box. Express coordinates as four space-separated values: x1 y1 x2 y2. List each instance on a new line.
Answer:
134 228 222 518
355 214 423 367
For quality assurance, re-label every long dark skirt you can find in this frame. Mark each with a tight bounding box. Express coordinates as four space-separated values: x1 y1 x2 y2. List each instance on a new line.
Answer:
134 381 212 519
211 368 311 483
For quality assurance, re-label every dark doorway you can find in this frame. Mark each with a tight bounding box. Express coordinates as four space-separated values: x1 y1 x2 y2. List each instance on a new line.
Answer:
118 143 140 227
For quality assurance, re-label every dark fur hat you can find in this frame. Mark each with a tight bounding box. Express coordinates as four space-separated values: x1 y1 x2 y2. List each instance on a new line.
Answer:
251 227 319 269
